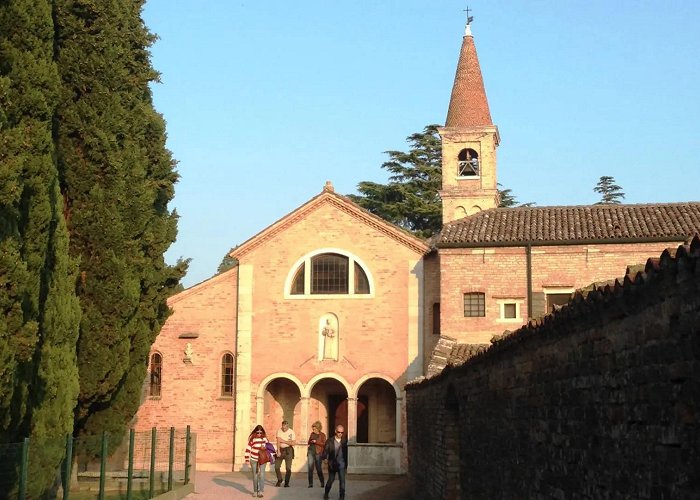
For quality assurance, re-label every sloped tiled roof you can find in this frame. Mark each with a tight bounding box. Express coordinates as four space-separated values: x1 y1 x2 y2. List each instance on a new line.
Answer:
445 26 492 128
438 202 700 246
426 336 488 378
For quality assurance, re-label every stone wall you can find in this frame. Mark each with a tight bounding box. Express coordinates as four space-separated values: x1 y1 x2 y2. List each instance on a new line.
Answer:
406 238 700 499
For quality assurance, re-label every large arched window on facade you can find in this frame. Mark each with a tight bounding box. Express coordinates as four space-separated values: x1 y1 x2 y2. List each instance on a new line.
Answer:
288 251 372 297
149 353 162 397
221 353 234 397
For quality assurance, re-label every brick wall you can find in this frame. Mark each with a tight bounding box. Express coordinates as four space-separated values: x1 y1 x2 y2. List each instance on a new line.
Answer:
132 269 238 470
407 238 700 499
439 241 683 344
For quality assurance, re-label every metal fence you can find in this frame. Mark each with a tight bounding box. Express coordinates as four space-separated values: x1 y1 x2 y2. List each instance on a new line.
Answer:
0 427 193 500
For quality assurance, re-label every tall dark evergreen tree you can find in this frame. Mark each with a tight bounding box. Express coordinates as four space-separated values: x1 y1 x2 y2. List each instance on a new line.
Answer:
53 0 185 440
349 125 532 238
0 0 81 495
348 125 443 238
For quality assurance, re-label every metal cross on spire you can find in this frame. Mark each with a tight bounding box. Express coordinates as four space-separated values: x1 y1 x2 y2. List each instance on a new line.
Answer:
463 6 474 25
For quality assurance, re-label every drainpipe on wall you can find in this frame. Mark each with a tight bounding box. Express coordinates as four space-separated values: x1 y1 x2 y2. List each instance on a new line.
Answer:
526 244 532 319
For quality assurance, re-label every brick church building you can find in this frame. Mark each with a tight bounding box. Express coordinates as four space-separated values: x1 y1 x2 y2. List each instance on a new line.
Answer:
132 21 700 472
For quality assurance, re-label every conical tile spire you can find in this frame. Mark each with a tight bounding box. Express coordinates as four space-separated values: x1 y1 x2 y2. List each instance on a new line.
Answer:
445 23 492 127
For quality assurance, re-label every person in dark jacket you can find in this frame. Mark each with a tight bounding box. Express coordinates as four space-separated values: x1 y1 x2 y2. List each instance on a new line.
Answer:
322 424 348 500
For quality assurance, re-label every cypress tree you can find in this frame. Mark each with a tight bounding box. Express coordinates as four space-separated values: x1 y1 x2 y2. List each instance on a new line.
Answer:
53 0 185 441
0 0 81 495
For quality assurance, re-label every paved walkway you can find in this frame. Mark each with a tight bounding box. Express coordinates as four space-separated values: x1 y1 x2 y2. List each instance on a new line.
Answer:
184 471 411 500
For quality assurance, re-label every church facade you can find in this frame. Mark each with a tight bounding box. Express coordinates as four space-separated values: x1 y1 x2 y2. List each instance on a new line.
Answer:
132 22 700 472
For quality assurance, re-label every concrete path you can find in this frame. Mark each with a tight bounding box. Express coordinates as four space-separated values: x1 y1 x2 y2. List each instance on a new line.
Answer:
184 471 411 500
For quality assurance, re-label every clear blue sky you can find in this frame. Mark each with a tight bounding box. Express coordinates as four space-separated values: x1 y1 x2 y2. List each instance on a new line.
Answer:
141 1 700 288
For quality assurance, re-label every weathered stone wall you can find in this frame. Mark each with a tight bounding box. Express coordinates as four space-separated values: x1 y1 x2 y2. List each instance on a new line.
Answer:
406 238 700 499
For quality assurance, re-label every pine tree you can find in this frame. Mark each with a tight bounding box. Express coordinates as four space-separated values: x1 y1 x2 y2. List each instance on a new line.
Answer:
497 183 535 208
217 247 238 275
0 0 81 495
349 125 532 238
594 176 625 205
53 0 185 442
348 125 443 238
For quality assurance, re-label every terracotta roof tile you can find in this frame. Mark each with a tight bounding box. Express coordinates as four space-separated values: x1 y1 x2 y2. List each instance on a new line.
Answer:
445 31 492 128
437 203 700 246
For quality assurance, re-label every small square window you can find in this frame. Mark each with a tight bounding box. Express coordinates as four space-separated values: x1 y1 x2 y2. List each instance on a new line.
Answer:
463 293 485 317
503 303 517 319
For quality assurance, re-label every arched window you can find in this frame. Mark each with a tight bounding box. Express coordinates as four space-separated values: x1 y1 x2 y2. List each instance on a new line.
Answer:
290 264 305 295
221 353 234 397
288 251 372 297
458 148 479 176
149 353 162 397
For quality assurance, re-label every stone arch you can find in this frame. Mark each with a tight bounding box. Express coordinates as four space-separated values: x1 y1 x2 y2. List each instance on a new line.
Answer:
257 373 305 433
257 372 305 398
354 375 400 443
466 204 483 216
304 372 352 398
454 205 468 220
351 373 401 399
305 373 351 440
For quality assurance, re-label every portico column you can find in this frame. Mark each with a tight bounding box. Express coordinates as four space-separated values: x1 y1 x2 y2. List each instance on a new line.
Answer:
301 397 310 439
396 396 403 443
347 397 357 442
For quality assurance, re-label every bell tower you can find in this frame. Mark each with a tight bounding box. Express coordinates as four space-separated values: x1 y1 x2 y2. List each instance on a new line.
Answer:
439 18 500 224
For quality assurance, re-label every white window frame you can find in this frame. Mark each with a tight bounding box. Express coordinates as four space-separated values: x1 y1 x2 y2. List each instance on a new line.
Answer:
495 299 525 323
284 248 375 299
542 286 576 314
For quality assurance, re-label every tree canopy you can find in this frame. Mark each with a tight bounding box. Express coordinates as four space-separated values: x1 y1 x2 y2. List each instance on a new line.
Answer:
348 124 443 238
348 124 531 238
0 0 80 494
53 0 186 441
594 176 626 204
0 1 184 493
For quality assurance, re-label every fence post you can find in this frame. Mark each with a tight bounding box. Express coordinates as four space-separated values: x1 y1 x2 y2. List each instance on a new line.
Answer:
18 437 29 500
149 427 156 498
63 434 73 500
127 429 135 500
99 432 107 500
184 425 191 485
167 427 175 491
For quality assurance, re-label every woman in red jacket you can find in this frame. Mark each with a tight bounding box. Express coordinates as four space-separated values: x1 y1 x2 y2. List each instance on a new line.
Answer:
245 425 269 497
306 420 327 488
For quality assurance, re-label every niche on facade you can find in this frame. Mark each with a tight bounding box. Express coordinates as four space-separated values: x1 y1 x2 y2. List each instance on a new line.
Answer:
318 313 339 361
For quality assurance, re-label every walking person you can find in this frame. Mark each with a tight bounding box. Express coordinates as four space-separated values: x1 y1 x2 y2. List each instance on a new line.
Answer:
275 419 296 487
307 420 326 488
323 424 348 500
244 425 269 498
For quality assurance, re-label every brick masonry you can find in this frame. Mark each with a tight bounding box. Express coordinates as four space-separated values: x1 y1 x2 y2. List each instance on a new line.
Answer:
406 237 700 499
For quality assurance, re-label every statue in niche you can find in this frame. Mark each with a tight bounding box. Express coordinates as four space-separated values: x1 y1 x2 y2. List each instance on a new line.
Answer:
320 316 338 360
183 342 194 363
